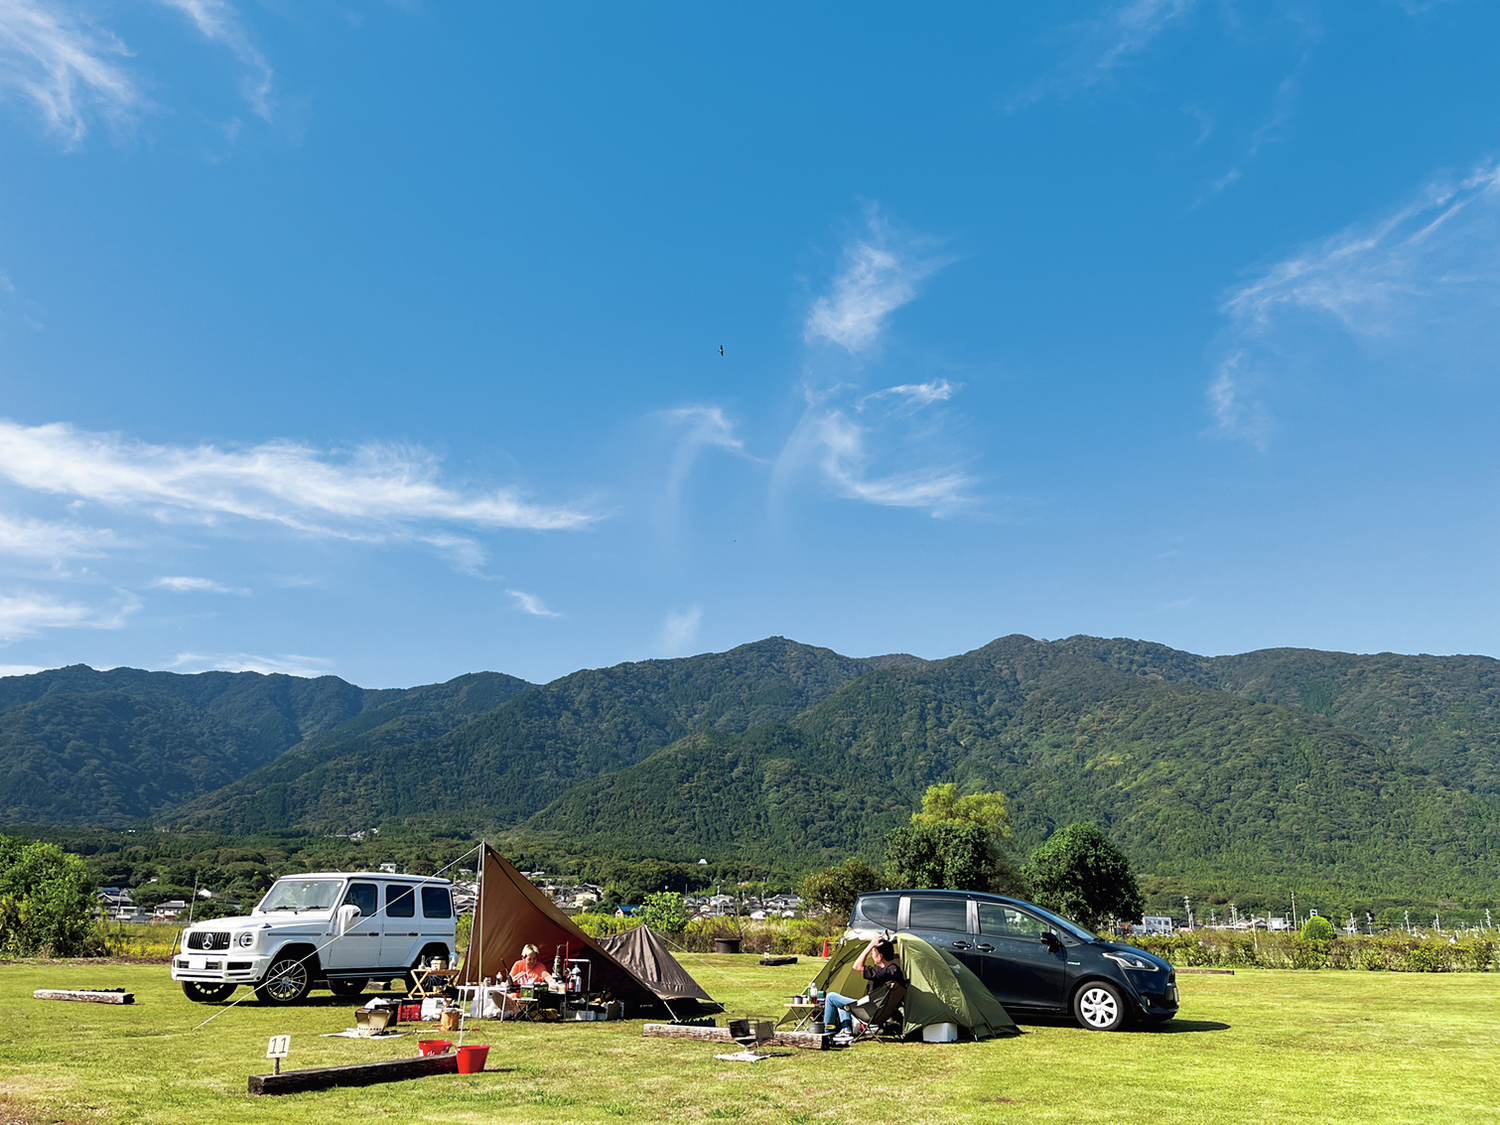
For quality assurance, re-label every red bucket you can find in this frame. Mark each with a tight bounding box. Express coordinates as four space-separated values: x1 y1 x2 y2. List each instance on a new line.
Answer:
455 1044 490 1074
417 1039 452 1056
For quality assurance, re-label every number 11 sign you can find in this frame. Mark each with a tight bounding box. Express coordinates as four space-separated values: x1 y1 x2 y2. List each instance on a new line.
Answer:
266 1035 290 1074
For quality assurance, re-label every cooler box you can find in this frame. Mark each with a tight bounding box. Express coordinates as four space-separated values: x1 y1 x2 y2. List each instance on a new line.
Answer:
921 1022 958 1043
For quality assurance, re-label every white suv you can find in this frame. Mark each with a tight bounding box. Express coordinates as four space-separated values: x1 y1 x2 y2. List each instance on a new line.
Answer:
172 872 458 1005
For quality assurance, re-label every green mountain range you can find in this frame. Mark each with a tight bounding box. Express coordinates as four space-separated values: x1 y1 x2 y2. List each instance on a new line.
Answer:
3 636 1498 903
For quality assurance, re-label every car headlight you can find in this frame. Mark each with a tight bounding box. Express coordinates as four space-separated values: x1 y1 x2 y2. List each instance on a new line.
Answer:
1103 951 1158 971
236 932 256 948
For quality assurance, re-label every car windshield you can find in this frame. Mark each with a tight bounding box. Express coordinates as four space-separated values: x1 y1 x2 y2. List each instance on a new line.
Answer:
1022 902 1098 942
255 878 344 914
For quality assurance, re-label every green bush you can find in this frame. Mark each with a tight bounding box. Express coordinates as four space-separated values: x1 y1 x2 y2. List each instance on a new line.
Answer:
0 837 103 957
1301 916 1337 942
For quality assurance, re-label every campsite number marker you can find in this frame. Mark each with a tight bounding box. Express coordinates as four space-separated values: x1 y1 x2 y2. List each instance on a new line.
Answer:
266 1035 290 1075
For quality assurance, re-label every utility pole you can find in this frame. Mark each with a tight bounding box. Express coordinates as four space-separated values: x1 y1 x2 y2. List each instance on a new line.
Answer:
1291 891 1297 929
1183 896 1193 930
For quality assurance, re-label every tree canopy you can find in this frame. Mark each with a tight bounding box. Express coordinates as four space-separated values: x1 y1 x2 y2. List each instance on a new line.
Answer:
1023 823 1144 931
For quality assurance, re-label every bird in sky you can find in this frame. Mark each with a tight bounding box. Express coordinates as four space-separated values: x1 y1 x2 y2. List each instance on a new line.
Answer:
719 345 724 356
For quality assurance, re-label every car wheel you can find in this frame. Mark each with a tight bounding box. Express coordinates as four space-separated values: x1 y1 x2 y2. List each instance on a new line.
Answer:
1073 981 1127 1031
255 953 314 1005
181 981 237 1003
328 978 367 998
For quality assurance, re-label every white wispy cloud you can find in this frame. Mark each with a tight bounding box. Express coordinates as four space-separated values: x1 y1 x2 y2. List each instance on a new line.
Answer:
156 0 271 119
1017 0 1197 104
812 410 973 513
660 606 702 655
0 663 43 676
804 209 947 354
0 0 141 146
0 420 597 536
507 589 559 618
659 404 758 515
169 651 334 678
776 379 974 516
151 575 250 595
1211 160 1500 439
0 511 119 559
858 380 957 410
0 587 138 641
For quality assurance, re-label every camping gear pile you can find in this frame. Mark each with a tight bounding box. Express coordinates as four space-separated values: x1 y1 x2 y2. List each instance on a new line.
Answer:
458 844 719 1023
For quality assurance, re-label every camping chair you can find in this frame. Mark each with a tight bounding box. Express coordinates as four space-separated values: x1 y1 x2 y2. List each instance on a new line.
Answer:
843 981 907 1042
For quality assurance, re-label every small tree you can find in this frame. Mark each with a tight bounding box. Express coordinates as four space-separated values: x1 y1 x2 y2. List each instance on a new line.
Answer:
0 837 101 957
1301 915 1336 942
640 891 690 933
797 857 886 918
884 784 1022 893
1022 823 1143 932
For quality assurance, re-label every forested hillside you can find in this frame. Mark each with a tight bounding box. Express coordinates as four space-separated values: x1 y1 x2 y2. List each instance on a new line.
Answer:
4 635 1500 903
172 638 917 834
0 666 408 822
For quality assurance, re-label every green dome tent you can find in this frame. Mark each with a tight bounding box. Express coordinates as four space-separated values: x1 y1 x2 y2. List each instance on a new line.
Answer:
803 933 1017 1040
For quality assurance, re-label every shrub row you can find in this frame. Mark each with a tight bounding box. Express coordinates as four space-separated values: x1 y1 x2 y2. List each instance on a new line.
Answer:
573 913 842 956
1126 930 1497 972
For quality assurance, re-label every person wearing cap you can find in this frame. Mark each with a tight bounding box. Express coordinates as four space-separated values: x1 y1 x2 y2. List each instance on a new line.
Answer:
509 944 561 988
820 935 904 1044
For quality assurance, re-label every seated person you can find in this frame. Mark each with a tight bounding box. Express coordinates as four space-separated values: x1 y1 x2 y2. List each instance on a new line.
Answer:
509 943 562 989
821 936 904 1043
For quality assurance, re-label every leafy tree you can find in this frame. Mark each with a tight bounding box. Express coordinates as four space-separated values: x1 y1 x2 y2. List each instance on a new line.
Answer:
1301 915 1337 942
884 785 1022 893
0 836 101 957
885 821 995 891
640 891 690 933
798 857 886 917
1023 823 1144 931
911 783 1012 839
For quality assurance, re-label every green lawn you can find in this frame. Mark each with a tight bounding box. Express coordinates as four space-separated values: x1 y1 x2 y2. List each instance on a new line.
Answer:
2 957 1496 1124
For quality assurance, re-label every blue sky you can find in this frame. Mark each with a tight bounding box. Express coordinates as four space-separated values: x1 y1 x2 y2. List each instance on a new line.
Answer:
0 1 1497 687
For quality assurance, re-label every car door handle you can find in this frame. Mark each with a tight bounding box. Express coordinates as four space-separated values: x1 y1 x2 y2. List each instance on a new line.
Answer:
975 943 994 953
951 940 970 950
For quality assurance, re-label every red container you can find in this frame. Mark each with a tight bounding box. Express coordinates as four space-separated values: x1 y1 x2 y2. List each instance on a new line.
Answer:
455 1044 490 1074
417 1039 452 1056
398 1003 423 1022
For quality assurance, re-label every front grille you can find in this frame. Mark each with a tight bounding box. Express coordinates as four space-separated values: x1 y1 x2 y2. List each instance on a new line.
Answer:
187 931 231 951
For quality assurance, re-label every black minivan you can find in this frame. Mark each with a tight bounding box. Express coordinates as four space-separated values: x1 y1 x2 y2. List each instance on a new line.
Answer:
846 889 1178 1031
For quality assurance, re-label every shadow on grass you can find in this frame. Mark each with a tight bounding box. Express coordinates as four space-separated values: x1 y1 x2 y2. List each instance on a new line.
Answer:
1012 1016 1230 1034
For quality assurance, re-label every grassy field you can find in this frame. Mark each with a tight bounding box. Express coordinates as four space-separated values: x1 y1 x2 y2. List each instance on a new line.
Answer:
2 957 1496 1124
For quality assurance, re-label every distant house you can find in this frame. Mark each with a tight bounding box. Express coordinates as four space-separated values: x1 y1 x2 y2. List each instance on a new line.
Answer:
152 899 189 922
1138 916 1174 936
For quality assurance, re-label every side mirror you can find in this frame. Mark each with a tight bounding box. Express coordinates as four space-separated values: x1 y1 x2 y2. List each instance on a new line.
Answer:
338 904 361 934
1041 930 1063 950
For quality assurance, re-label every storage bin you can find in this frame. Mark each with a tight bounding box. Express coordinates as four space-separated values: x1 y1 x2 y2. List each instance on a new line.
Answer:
920 1022 958 1043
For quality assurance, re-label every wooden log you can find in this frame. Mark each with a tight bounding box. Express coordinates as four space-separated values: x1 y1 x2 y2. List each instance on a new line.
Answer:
1176 969 1235 975
32 989 134 1004
759 954 799 966
642 1023 828 1051
248 1053 460 1095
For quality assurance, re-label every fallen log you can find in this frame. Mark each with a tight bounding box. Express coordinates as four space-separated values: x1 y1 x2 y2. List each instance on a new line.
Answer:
759 954 799 966
643 1023 828 1051
249 1053 460 1095
1176 969 1235 975
33 989 133 1004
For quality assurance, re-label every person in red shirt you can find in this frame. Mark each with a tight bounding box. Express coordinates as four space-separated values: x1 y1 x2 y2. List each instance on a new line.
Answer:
508 943 561 988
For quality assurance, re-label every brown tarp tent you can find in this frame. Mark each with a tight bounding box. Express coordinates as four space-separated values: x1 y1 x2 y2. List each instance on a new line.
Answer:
458 843 701 1017
596 924 717 1012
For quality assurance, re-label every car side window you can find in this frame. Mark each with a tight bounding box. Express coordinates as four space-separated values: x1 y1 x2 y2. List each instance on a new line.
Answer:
978 903 1046 938
343 882 377 916
386 884 416 918
908 897 970 934
857 894 900 928
421 886 452 919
